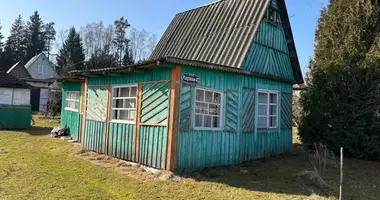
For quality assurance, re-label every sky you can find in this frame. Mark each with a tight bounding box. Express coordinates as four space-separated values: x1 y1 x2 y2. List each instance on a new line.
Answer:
0 0 329 71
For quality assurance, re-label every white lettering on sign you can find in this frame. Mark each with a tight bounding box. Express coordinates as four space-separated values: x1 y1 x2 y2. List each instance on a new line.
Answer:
182 73 200 85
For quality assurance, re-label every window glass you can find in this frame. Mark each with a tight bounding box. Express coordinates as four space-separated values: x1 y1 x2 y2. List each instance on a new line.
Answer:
111 85 137 122
65 91 80 111
258 93 268 103
194 88 223 130
258 91 278 129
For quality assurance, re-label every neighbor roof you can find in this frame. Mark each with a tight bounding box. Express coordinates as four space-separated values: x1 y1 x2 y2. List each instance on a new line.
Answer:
0 71 34 89
7 62 32 78
25 53 45 69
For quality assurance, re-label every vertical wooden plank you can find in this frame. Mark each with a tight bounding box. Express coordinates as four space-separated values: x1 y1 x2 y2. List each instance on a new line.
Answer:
166 65 181 171
104 85 112 155
134 82 143 162
80 79 88 145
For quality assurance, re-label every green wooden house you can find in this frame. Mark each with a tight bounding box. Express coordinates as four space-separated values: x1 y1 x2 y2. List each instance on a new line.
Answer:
60 0 303 171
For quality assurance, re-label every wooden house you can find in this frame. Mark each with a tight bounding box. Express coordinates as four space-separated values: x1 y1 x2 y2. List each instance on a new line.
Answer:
0 71 33 129
60 0 303 171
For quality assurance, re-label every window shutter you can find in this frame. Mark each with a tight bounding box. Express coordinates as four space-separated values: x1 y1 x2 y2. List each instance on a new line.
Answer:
225 89 238 132
280 92 293 129
179 85 192 132
241 87 256 133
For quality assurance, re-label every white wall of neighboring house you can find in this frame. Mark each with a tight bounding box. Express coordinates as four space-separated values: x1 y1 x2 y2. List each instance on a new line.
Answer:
26 81 49 88
26 54 58 80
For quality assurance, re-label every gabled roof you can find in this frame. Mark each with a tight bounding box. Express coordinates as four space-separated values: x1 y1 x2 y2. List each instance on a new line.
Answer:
0 71 34 89
7 62 32 78
150 0 303 83
150 0 270 69
25 53 51 69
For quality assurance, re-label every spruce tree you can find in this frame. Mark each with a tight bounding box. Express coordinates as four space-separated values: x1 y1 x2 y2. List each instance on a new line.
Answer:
56 27 85 76
122 46 134 65
26 11 46 60
299 0 380 160
4 15 28 66
0 22 4 52
114 17 130 65
43 22 56 60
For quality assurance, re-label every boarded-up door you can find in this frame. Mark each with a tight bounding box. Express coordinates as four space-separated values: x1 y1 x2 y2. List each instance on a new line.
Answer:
83 85 109 153
137 80 170 169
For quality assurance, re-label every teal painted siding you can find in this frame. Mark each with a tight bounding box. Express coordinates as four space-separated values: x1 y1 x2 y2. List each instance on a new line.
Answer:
84 119 106 153
108 123 135 161
242 20 295 82
84 67 172 169
61 82 81 141
177 66 293 170
0 105 31 129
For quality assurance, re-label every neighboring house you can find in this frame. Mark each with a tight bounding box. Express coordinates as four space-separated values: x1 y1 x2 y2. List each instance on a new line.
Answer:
7 53 58 112
0 71 33 129
60 0 303 171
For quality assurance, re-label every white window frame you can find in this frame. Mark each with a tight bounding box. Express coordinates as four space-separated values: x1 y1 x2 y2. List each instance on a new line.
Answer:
65 91 80 112
193 87 224 131
110 84 138 124
257 89 279 129
38 65 47 74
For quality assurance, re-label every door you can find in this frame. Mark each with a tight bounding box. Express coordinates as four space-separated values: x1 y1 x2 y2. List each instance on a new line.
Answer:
137 80 170 169
39 88 48 112
30 89 40 111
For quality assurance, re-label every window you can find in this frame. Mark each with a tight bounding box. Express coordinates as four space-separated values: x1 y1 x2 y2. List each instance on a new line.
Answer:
266 8 281 25
38 65 47 74
65 91 80 111
111 85 137 123
258 90 278 129
194 88 223 130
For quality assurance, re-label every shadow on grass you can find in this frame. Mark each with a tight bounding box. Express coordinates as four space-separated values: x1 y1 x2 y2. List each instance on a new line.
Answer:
179 146 335 198
26 126 53 136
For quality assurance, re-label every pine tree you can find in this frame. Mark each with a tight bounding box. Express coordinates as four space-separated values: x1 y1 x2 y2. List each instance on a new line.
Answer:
0 21 4 52
26 11 46 60
114 17 130 65
299 0 380 160
44 22 56 60
122 46 134 65
56 27 85 76
4 15 28 66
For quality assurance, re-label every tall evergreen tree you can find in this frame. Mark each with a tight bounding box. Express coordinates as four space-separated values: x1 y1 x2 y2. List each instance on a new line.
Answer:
44 22 56 60
299 0 380 160
26 11 46 60
0 22 4 52
56 27 85 76
122 46 134 65
114 17 130 65
4 15 28 66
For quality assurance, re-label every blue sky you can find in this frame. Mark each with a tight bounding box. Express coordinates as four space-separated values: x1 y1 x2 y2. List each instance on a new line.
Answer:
0 0 328 70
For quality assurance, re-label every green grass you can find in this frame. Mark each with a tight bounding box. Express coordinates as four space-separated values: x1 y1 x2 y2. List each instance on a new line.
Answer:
0 116 378 199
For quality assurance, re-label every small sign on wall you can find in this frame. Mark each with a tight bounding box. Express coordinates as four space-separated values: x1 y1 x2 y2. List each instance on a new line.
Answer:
182 73 200 85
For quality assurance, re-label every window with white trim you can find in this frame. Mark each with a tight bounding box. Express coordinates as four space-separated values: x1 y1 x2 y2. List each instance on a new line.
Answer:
38 65 47 74
194 88 223 130
65 91 80 111
258 90 278 129
111 85 137 123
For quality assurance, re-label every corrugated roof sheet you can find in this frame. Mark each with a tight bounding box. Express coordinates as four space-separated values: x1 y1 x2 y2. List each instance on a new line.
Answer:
0 71 34 89
150 0 270 68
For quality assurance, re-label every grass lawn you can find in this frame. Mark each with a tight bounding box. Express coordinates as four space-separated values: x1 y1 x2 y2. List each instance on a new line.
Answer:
0 115 379 199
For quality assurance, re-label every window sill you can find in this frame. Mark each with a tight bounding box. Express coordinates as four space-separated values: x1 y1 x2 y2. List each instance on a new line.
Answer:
65 108 79 112
193 127 224 131
110 120 136 125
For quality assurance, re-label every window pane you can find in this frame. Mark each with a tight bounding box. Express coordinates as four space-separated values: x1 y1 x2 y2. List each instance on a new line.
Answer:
75 101 79 110
269 116 277 127
205 91 213 103
120 87 130 97
130 87 137 97
258 117 267 129
258 93 268 103
204 116 212 127
195 102 208 114
196 90 204 101
195 115 203 127
128 110 136 121
270 105 277 115
270 93 277 104
119 110 129 120
75 93 80 101
112 110 118 120
212 116 220 128
124 99 136 108
214 93 221 103
209 104 220 115
113 99 123 108
258 105 267 116
113 88 119 97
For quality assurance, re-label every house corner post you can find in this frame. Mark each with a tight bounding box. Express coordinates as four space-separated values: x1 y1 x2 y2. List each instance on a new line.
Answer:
134 82 143 162
166 65 181 171
80 79 88 145
104 85 112 155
